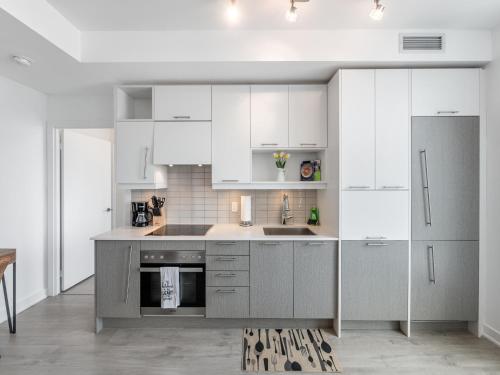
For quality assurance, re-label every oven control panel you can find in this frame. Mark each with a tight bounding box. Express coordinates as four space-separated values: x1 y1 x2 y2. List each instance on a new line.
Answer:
140 250 206 264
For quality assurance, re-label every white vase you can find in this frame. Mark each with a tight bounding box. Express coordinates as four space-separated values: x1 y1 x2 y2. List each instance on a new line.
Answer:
277 168 286 182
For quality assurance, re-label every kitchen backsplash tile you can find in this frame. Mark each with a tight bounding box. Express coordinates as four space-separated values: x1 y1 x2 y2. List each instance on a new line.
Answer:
131 165 318 225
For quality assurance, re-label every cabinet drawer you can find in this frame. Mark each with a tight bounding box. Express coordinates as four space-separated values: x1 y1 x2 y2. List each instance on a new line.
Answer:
206 241 249 256
206 287 249 318
206 255 249 271
140 241 205 251
341 240 408 321
206 271 249 287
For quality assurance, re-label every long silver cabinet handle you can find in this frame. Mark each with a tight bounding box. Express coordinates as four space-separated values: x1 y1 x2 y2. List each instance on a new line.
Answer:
143 147 149 180
215 273 237 277
419 149 432 226
437 111 459 115
300 143 317 146
381 186 406 189
348 186 371 189
260 143 278 146
427 245 436 284
139 267 204 273
221 179 239 183
215 257 237 261
125 245 133 304
366 243 389 247
365 236 387 240
216 242 237 245
173 115 191 119
216 289 236 294
306 242 326 246
262 242 281 246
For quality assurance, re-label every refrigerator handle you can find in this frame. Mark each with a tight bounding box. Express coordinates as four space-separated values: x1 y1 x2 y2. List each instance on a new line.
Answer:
419 149 432 226
427 245 436 284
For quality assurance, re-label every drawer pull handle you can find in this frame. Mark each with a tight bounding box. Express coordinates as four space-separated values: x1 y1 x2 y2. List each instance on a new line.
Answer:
306 242 326 246
221 179 239 183
173 115 191 119
366 243 389 247
216 242 237 245
215 257 237 261
348 186 370 189
436 111 459 115
215 273 237 277
381 186 405 189
261 143 278 146
300 143 317 146
216 289 236 294
262 242 280 246
365 236 387 240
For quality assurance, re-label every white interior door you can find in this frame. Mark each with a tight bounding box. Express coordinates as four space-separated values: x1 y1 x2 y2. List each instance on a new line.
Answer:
61 130 112 291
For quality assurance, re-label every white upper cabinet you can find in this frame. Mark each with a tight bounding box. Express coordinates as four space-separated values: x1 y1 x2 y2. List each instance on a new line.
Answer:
289 85 327 148
375 70 410 190
341 191 409 240
212 85 251 184
153 122 211 165
251 85 289 148
154 85 212 121
115 122 167 187
411 69 480 116
341 70 376 190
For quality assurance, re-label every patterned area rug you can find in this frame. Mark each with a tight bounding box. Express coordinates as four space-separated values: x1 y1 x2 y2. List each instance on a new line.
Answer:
242 329 342 372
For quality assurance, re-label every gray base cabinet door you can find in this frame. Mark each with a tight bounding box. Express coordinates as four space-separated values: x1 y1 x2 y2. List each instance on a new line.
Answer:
411 241 479 321
342 241 408 321
250 241 293 318
294 241 337 319
206 287 250 318
96 241 141 318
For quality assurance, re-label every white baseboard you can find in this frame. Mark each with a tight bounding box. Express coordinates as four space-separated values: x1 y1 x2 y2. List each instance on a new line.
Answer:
0 289 47 323
482 324 500 347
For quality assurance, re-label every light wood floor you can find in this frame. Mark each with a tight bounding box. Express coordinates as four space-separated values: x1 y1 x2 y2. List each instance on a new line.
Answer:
0 295 499 374
62 276 95 295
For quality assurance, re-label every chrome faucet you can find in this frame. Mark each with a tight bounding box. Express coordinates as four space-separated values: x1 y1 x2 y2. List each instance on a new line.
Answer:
281 194 293 225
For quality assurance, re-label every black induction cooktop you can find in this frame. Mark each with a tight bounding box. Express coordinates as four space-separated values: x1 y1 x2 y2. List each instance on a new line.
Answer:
146 224 213 236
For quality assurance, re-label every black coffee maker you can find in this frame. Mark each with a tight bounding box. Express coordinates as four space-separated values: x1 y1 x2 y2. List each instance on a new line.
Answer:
132 202 153 227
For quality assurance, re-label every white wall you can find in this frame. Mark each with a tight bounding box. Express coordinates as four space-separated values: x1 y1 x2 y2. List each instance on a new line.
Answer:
484 27 500 345
0 75 47 321
47 94 113 129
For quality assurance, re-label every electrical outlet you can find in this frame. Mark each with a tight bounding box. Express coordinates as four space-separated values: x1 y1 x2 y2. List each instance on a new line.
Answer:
231 201 238 212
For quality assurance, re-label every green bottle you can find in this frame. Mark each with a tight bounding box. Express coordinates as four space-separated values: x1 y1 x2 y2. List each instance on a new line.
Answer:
308 207 319 225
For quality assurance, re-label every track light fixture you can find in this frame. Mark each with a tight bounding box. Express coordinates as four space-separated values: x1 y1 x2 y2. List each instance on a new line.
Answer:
286 0 309 23
369 0 385 21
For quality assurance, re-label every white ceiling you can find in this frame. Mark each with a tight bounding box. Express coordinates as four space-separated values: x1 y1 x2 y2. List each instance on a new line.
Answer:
46 0 500 31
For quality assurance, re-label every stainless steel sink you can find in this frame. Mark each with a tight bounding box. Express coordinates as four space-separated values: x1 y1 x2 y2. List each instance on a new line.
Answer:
263 227 316 236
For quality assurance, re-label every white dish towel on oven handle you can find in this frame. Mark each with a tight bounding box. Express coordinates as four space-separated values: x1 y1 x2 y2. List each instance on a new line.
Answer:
160 267 180 309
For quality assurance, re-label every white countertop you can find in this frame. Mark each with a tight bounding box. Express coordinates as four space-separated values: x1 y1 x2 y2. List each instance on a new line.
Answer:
91 224 338 241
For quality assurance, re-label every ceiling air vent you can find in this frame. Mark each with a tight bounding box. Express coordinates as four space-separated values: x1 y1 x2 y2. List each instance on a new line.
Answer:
400 34 445 53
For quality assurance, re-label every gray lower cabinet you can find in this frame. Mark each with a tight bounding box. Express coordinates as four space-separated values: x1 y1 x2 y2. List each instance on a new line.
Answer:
206 287 249 318
342 240 408 321
96 241 140 318
411 241 479 321
250 241 294 318
294 241 337 319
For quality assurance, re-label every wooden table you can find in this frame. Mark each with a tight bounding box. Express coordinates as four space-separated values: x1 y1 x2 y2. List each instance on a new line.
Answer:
0 249 16 336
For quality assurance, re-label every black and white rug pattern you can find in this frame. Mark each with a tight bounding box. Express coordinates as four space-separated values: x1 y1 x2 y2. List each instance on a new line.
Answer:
242 328 341 372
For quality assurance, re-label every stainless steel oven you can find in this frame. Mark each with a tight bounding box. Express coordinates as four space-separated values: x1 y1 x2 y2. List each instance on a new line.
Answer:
139 250 206 316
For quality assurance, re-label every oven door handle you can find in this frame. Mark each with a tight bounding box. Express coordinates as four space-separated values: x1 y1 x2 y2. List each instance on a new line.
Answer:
139 267 204 273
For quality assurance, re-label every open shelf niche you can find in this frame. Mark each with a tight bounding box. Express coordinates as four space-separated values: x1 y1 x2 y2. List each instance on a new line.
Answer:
115 86 153 121
251 149 327 189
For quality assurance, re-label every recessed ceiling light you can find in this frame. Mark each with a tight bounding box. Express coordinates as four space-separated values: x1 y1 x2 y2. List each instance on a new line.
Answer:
226 0 240 24
12 55 33 67
369 0 385 21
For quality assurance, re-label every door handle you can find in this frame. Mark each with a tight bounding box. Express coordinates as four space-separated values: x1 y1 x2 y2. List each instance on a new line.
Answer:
216 289 236 294
173 115 191 119
366 243 389 247
419 149 432 226
215 273 237 277
215 257 237 261
125 245 133 303
437 110 459 115
143 147 149 180
427 245 436 284
260 143 278 146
